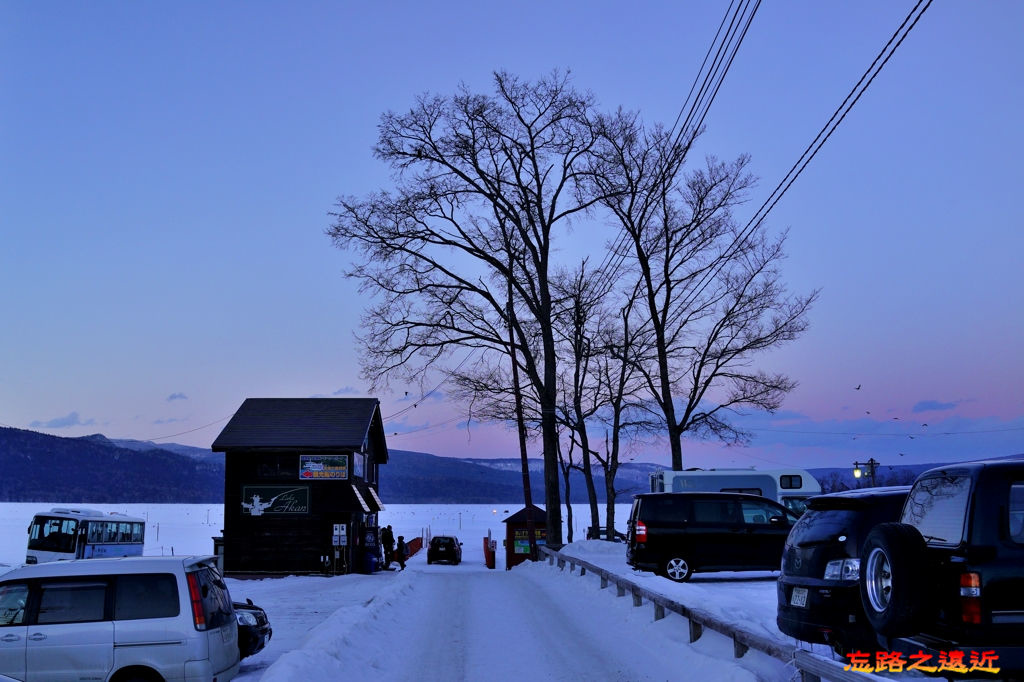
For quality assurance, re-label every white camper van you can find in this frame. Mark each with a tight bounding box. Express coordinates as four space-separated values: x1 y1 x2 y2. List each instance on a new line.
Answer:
650 468 821 514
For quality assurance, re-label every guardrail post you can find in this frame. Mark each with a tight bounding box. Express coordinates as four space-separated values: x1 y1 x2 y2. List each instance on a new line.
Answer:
580 565 586 576
557 558 565 570
600 575 608 589
800 671 821 682
616 582 626 597
631 587 643 607
653 603 665 621
688 619 703 643
733 636 749 658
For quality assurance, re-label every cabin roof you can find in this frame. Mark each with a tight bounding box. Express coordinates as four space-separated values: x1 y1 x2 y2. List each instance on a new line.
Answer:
212 398 388 462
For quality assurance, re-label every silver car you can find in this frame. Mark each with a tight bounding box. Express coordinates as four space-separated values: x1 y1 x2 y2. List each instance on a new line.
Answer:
0 555 239 681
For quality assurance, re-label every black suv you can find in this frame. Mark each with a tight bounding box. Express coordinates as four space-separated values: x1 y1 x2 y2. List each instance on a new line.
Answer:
626 492 799 582
427 535 462 565
777 486 910 654
859 459 1024 674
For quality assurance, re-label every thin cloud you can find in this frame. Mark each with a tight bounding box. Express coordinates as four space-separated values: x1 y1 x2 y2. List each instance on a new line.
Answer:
153 417 187 425
29 411 95 429
332 386 360 396
912 400 959 413
167 392 189 402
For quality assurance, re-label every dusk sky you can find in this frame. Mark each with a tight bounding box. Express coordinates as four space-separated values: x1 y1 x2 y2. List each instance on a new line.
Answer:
3 2 1022 473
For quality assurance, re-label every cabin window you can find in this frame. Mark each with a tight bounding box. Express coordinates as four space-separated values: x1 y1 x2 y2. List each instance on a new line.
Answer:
780 475 802 489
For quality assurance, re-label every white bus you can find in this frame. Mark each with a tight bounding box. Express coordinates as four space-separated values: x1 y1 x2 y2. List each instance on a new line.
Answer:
649 468 821 514
26 508 145 564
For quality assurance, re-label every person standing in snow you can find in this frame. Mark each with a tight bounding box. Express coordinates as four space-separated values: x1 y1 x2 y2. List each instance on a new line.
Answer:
381 525 395 569
395 535 407 571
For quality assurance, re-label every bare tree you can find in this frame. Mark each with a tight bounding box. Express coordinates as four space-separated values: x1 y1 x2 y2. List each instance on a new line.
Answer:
329 72 611 544
551 261 606 536
590 285 661 537
594 119 819 470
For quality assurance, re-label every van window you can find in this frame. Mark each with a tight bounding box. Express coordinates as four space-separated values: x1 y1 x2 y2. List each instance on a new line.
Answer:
37 581 107 624
692 499 741 524
0 583 28 625
639 496 691 523
115 574 179 620
740 499 780 524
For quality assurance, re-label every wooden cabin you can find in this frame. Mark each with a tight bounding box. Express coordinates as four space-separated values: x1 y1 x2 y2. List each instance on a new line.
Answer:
212 397 388 575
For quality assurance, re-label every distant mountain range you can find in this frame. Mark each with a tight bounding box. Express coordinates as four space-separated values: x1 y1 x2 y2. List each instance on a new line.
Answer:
0 427 656 504
2 426 1019 504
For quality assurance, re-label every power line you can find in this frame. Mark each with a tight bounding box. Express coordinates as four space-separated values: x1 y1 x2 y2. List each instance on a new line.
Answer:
589 0 761 300
149 415 233 441
383 348 479 422
676 0 934 314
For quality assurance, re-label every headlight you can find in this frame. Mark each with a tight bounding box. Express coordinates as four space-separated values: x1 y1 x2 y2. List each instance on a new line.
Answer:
823 558 860 581
235 610 258 626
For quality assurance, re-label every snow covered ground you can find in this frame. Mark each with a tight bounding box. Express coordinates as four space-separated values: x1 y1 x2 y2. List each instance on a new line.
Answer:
0 502 867 681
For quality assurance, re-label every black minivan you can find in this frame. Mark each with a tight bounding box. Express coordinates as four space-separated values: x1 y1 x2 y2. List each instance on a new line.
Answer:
626 492 799 582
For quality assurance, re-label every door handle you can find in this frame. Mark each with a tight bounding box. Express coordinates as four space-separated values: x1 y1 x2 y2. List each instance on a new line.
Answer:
0 634 20 642
28 633 47 641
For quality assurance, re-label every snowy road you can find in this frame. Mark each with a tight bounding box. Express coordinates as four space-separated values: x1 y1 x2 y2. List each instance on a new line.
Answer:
246 551 786 681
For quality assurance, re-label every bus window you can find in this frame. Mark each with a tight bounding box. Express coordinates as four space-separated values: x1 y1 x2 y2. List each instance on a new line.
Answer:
118 523 132 543
27 517 78 554
131 523 144 543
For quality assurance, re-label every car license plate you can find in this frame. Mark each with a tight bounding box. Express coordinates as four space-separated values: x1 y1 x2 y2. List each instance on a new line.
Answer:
790 587 808 608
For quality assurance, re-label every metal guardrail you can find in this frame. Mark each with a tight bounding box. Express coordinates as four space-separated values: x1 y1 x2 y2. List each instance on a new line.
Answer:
538 546 886 682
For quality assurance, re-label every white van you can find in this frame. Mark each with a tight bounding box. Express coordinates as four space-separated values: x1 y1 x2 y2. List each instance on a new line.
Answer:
0 556 238 682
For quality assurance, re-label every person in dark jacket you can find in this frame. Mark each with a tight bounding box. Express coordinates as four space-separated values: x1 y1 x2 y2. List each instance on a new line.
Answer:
396 535 407 571
381 525 395 569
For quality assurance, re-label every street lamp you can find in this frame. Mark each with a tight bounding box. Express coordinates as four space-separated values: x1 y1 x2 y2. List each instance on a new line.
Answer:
853 458 879 487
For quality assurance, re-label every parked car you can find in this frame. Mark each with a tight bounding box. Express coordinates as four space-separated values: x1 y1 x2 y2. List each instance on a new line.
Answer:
626 492 799 582
777 486 911 654
427 535 462 565
0 555 239 681
586 526 627 541
234 598 272 660
859 459 1024 675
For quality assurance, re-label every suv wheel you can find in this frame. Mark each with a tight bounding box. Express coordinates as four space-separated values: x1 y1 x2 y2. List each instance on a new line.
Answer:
663 556 693 582
859 522 930 636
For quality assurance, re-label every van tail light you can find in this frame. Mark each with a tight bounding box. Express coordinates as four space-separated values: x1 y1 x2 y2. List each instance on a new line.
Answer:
187 573 207 630
959 572 982 625
635 521 647 543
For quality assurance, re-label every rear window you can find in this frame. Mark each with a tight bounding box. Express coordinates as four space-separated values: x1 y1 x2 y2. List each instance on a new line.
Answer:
191 567 233 630
902 474 971 545
638 496 692 523
37 580 107 624
1010 483 1024 543
115 574 179 620
791 495 908 544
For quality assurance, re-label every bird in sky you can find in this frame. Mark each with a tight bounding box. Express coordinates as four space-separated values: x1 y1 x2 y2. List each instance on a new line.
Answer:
855 384 861 390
